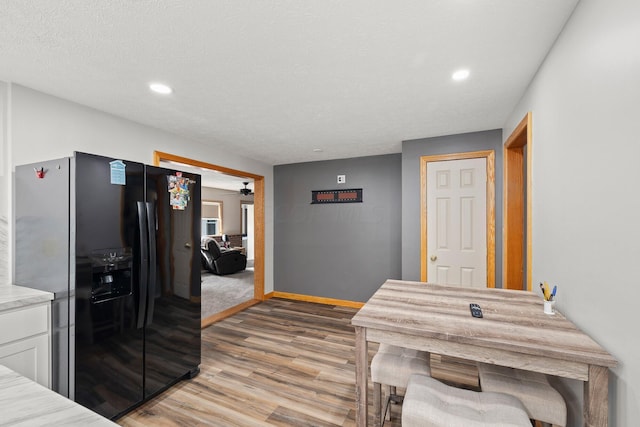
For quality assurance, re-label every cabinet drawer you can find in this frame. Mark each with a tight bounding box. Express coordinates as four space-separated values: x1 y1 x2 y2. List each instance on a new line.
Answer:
0 304 49 345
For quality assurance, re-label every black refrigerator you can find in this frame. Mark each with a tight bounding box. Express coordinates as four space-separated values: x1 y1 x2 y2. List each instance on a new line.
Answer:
14 151 201 419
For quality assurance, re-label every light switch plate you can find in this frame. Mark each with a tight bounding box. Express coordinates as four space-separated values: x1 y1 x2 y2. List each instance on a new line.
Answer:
337 175 346 184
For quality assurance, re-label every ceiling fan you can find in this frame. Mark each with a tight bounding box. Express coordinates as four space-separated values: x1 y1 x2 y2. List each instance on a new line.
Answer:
239 182 254 196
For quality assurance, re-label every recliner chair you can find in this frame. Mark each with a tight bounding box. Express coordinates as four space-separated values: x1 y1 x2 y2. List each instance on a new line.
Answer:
201 237 247 275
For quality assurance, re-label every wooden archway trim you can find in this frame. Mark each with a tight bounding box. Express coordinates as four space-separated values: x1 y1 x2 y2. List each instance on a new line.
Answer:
503 112 532 291
153 151 265 301
420 150 496 287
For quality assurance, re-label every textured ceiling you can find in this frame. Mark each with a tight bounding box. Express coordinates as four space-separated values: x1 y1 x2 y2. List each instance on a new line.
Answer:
0 0 579 165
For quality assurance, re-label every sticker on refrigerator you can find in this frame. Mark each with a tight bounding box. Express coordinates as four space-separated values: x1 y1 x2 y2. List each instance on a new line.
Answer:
110 160 126 185
168 172 190 210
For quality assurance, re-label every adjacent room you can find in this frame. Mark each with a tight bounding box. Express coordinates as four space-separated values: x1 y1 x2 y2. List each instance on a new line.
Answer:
0 1 638 426
197 175 257 326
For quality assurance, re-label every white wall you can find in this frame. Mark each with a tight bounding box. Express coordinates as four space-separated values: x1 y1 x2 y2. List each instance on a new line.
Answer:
5 83 274 292
504 0 640 424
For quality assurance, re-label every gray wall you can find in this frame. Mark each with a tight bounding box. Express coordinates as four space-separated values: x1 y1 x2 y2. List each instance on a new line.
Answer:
274 154 401 302
401 129 503 286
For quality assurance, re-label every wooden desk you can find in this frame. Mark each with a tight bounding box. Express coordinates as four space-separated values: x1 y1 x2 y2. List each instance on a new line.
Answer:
351 280 617 427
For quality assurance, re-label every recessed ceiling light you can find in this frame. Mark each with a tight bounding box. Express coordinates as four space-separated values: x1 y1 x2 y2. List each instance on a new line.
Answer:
452 69 470 81
313 148 323 152
149 82 173 94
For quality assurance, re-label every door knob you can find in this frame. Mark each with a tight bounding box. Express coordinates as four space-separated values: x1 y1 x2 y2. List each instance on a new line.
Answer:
430 255 437 262
185 243 192 248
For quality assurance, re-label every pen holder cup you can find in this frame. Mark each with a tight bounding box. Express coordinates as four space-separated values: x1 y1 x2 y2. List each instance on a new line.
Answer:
543 300 556 315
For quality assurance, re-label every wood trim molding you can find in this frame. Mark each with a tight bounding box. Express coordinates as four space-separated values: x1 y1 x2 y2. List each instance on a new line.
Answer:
272 291 365 309
503 112 533 291
486 152 496 288
420 158 428 282
153 151 263 180
153 150 266 301
420 150 496 287
201 299 261 328
505 114 529 148
526 116 533 291
253 178 265 300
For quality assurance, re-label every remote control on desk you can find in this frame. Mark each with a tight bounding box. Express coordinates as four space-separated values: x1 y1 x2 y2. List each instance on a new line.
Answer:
470 303 483 318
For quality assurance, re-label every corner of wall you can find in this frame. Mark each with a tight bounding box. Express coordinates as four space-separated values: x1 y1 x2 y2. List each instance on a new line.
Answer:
0 81 9 285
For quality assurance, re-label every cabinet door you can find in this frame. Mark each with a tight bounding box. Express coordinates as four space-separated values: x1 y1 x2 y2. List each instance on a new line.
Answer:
0 303 51 388
0 334 50 387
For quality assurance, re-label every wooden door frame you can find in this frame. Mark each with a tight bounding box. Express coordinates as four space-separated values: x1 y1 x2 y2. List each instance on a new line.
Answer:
153 151 265 301
503 112 533 291
420 150 496 287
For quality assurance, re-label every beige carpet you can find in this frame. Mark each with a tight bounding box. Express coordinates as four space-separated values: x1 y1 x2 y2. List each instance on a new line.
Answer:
201 267 254 318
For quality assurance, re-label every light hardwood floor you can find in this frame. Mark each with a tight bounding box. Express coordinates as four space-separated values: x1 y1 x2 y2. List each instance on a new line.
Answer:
118 298 478 427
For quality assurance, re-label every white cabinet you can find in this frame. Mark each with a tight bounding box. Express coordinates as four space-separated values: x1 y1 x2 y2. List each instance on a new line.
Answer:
0 301 51 387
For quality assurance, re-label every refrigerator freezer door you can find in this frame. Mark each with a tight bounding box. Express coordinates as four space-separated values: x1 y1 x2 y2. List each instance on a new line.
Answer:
143 165 201 397
14 157 72 396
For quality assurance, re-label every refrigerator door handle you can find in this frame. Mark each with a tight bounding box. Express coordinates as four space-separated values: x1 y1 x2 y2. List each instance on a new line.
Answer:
145 201 157 326
136 201 149 329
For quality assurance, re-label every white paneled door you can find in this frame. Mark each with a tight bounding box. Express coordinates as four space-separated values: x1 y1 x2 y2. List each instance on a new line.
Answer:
426 158 487 287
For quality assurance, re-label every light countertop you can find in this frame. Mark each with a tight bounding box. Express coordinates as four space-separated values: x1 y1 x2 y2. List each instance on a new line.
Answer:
0 285 53 311
0 365 117 426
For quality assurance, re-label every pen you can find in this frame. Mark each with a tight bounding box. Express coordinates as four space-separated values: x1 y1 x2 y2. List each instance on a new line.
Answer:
551 285 557 301
544 281 551 301
539 282 549 301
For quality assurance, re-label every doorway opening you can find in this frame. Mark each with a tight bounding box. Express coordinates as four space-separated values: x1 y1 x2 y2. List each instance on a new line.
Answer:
153 151 265 326
241 201 254 260
503 112 532 291
420 150 496 287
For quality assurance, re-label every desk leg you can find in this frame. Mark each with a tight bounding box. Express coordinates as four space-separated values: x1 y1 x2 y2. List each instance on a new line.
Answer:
584 365 609 427
354 326 368 427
